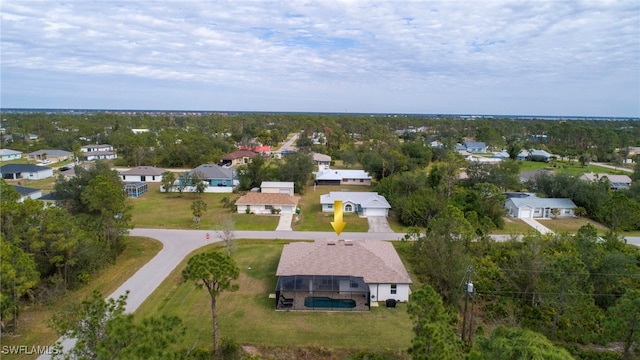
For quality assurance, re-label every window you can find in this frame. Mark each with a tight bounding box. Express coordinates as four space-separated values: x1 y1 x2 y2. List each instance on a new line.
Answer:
328 204 333 209
350 282 358 288
265 205 273 210
360 179 364 183
390 284 397 295
345 204 353 212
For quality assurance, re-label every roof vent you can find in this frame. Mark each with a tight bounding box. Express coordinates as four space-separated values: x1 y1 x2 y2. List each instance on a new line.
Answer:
344 240 353 246
327 241 336 246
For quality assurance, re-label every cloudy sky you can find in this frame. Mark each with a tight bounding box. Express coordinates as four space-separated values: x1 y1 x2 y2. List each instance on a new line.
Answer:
1 1 639 117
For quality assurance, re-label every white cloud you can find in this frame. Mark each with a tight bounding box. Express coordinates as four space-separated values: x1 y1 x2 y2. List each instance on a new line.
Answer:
0 0 638 116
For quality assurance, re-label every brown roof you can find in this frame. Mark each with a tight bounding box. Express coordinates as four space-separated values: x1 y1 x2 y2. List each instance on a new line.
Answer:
222 150 258 160
235 192 300 206
276 240 412 284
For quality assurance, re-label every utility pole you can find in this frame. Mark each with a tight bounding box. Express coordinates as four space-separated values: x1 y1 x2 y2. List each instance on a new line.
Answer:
461 265 473 342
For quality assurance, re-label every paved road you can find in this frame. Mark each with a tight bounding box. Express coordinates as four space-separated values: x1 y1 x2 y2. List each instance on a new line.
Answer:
589 162 633 173
278 132 300 153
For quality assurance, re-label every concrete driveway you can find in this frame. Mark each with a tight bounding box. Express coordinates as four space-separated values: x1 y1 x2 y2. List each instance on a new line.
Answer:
367 216 393 233
275 213 293 231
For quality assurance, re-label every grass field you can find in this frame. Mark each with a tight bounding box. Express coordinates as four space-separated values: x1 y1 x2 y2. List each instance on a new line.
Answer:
135 240 414 354
1 236 162 360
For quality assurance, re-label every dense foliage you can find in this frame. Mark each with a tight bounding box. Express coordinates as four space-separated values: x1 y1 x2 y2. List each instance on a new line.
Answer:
402 223 640 359
0 161 131 334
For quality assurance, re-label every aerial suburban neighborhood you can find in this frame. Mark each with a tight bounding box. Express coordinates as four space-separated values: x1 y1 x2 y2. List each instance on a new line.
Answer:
1 111 639 360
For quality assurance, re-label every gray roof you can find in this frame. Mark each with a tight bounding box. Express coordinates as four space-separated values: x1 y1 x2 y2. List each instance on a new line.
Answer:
315 169 371 181
276 240 412 284
189 164 234 179
28 149 73 157
465 141 487 148
312 152 331 162
508 197 577 209
12 185 40 195
320 192 390 209
1 164 52 173
0 149 22 156
122 166 166 176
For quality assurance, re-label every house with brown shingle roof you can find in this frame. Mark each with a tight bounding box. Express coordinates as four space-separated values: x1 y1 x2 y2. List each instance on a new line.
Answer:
274 239 412 311
235 192 300 214
219 150 258 167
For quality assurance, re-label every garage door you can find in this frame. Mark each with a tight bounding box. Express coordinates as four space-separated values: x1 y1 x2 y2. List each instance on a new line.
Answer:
366 208 388 217
520 209 532 218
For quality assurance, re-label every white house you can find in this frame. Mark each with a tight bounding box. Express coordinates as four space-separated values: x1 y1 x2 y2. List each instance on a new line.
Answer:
80 144 117 161
120 166 165 182
81 144 114 153
260 181 295 195
0 149 22 162
320 192 391 217
505 196 577 219
235 193 300 214
315 169 372 186
275 239 413 311
517 149 553 162
1 164 54 180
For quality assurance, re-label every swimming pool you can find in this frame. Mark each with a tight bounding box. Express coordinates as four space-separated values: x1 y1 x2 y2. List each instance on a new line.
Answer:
304 296 357 309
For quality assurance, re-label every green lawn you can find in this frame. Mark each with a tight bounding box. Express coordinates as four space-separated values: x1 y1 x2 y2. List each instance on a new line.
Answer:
129 183 279 230
136 240 414 354
292 185 372 232
1 236 162 360
540 217 611 235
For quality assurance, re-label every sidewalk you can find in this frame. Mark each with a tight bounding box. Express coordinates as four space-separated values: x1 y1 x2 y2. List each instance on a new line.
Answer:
520 218 555 235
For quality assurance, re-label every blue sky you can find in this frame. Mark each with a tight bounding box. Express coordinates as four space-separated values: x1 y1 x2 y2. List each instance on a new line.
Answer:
1 1 639 117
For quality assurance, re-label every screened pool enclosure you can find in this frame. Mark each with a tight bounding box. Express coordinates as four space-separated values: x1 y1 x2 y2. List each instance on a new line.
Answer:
275 275 370 311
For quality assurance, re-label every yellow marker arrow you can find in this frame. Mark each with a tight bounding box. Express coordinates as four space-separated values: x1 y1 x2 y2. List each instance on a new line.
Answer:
331 200 347 235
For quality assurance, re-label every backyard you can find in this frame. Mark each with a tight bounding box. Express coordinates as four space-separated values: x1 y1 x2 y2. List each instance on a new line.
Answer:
135 240 414 355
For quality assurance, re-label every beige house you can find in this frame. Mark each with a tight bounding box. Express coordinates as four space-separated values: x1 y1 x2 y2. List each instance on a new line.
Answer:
275 239 412 311
220 150 258 167
235 193 299 214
